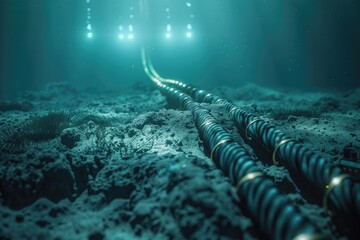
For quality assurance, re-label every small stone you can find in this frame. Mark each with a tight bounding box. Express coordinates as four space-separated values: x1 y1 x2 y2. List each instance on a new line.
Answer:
128 128 137 137
61 128 80 149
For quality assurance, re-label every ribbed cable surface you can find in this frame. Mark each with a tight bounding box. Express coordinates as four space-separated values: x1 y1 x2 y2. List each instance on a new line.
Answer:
157 84 322 240
168 83 360 219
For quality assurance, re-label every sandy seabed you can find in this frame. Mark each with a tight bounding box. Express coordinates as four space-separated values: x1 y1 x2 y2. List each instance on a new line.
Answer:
0 82 359 239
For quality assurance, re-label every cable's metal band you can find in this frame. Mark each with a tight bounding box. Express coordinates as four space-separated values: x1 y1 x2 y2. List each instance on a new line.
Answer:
190 87 197 95
210 138 233 162
198 120 217 131
235 172 264 192
272 139 296 165
228 107 238 116
191 106 203 114
181 96 190 102
214 98 225 104
323 174 351 210
204 93 212 101
183 99 193 109
292 233 328 240
245 119 262 140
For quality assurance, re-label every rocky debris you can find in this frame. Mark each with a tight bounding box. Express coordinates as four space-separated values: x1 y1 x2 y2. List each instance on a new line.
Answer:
131 111 167 129
0 152 257 239
313 96 340 112
1 149 76 209
0 83 359 239
61 128 81 149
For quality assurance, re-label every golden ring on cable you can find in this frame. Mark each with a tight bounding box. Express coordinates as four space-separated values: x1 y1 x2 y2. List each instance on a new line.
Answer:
210 138 233 162
181 96 190 106
181 96 190 102
191 106 203 114
183 99 192 109
228 107 238 115
198 119 216 130
235 172 264 192
272 139 296 165
190 88 197 95
292 233 328 240
214 99 224 104
323 174 351 210
245 119 262 140
204 93 212 99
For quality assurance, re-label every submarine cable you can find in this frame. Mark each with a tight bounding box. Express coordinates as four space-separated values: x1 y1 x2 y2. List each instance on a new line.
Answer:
141 47 326 240
159 76 360 221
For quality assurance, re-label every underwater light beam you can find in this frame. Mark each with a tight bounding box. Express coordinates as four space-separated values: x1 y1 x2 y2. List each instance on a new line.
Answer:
165 23 172 39
185 1 194 39
85 0 93 39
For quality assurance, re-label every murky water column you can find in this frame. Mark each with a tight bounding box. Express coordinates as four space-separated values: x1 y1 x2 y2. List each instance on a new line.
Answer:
185 1 194 39
86 0 93 39
119 5 135 41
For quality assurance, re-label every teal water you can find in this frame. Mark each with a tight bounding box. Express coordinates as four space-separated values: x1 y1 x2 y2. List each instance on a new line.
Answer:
0 0 359 98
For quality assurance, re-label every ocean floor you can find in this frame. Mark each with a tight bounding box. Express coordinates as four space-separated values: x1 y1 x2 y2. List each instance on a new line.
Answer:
0 82 359 239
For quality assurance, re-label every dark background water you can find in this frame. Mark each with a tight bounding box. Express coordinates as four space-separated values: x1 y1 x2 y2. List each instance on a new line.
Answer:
0 0 359 99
